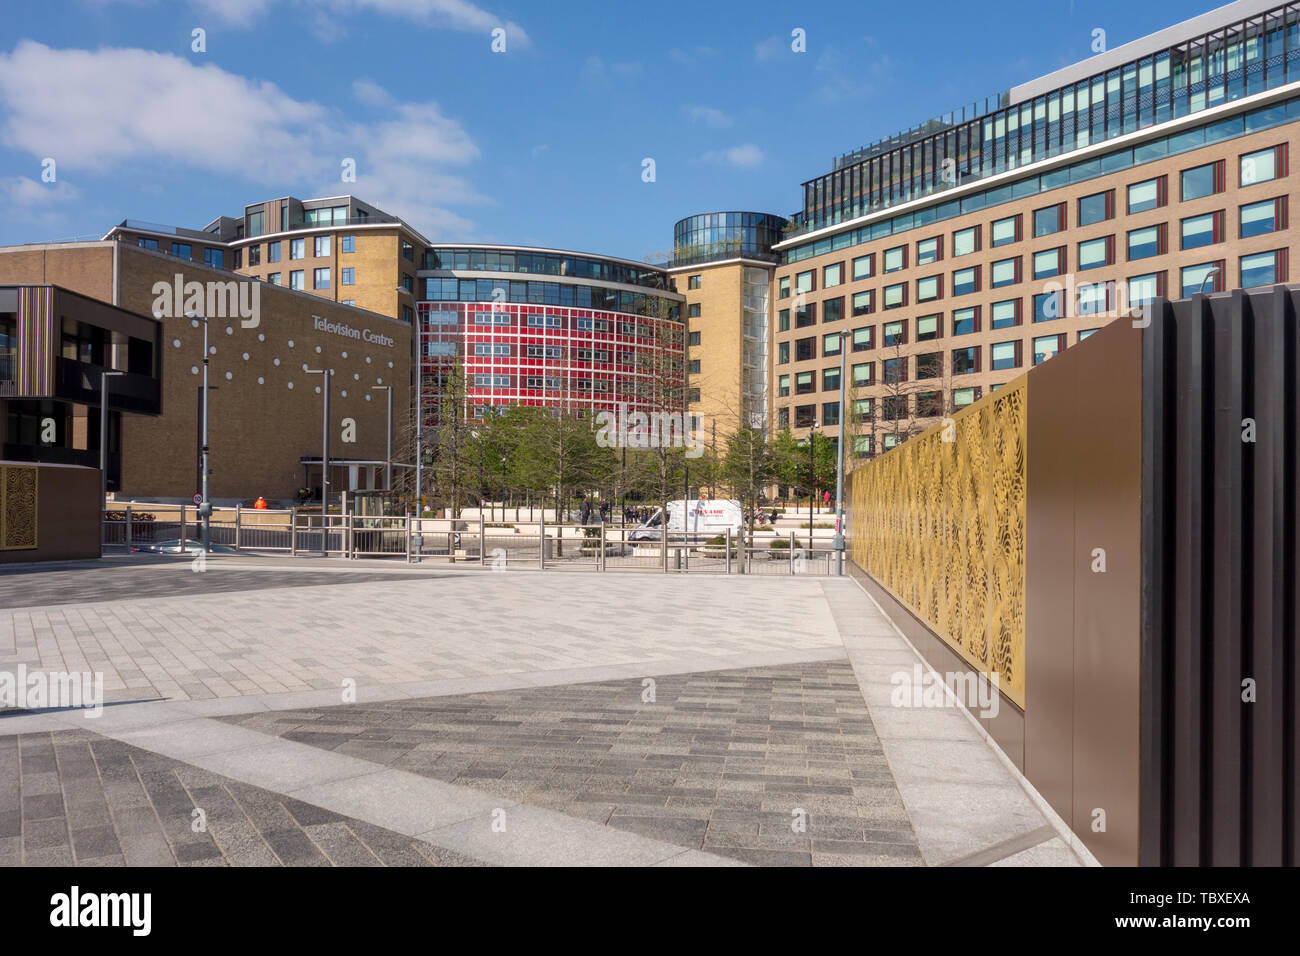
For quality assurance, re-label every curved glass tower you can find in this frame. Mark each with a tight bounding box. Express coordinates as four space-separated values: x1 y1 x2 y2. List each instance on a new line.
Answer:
672 212 788 266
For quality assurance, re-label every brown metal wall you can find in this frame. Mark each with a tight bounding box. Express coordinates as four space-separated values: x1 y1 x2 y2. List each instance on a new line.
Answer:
15 286 54 396
1140 286 1300 866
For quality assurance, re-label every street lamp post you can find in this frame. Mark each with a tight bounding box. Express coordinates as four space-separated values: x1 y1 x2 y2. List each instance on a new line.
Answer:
187 314 215 554
1198 266 1221 295
834 331 848 575
808 419 819 538
99 369 124 550
306 367 331 555
371 385 392 491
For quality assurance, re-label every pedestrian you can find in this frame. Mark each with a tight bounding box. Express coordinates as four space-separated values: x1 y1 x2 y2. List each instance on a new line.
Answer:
579 497 592 525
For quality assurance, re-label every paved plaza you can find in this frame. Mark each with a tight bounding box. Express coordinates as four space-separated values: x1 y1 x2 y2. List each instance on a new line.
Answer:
0 557 1089 867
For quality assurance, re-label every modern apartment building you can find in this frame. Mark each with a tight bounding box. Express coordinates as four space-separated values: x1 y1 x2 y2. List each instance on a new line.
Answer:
771 0 1300 459
417 245 685 423
665 212 787 442
105 195 426 325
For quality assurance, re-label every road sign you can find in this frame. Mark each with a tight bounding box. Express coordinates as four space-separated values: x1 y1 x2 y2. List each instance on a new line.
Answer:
192 493 203 505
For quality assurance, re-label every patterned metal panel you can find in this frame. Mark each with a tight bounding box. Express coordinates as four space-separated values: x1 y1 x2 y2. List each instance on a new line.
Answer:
848 379 1027 707
0 464 39 550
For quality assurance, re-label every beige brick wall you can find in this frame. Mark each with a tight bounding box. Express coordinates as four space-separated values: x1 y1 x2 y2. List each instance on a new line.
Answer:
772 120 1300 455
675 261 745 438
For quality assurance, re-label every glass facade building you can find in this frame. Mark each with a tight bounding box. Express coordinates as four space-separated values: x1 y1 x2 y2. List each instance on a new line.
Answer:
791 1 1300 235
672 212 789 266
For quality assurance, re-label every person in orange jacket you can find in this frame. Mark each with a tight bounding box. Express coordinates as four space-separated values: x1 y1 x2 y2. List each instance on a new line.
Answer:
254 496 268 510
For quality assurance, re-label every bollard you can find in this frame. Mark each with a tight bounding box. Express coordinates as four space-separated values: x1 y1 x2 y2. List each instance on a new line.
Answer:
725 527 732 575
125 504 132 552
479 513 486 566
599 521 606 572
290 506 298 556
234 504 241 552
789 532 795 575
539 517 546 570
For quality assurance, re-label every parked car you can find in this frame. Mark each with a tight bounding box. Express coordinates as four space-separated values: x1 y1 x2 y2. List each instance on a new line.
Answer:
131 539 238 555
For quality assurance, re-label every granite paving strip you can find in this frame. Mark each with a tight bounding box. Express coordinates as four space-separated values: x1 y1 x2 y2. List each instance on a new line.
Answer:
817 578 1093 867
0 729 482 867
220 661 924 867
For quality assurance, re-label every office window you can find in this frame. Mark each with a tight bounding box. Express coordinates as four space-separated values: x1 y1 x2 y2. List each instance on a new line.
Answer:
1078 236 1113 270
688 359 701 374
883 282 906 309
914 390 942 418
852 290 873 316
852 397 873 422
883 357 906 384
823 297 844 322
1241 250 1286 288
916 351 942 379
246 210 264 237
1127 273 1163 310
952 386 979 408
688 274 701 289
823 262 843 288
778 374 791 397
289 238 305 260
990 257 1019 288
952 267 977 296
882 396 908 421
1033 203 1065 237
289 270 304 291
1127 176 1165 213
1033 333 1064 365
883 433 903 449
952 307 978 336
1078 189 1113 226
852 254 874 280
689 331 701 346
952 226 978 257
852 362 874 386
1078 329 1099 342
267 241 281 262
204 248 223 269
778 276 791 298
822 401 841 426
313 268 330 289
991 214 1020 246
247 245 259 266
795 302 815 327
917 274 941 303
778 407 790 428
823 367 841 391
401 240 414 261
851 326 873 351
267 272 281 285
795 405 816 428
1181 160 1224 201
823 332 842 356
232 249 242 269
951 346 979 375
1078 281 1110 316
1033 248 1064 280
884 246 906 273
778 309 790 332
688 303 701 318
917 236 942 265
341 267 355 285
990 299 1018 329
1033 291 1063 322
1240 197 1287 238
916 314 940 342
1240 145 1284 186
341 235 355 253
314 236 330 257
990 340 1020 371
854 435 873 457
1181 261 1225 296
1180 211 1221 250
796 337 815 361
883 319 906 347
795 270 815 293
1127 224 1164 260
171 242 191 259
778 341 790 364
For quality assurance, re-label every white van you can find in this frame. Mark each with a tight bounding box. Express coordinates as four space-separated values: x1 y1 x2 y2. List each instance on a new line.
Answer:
629 499 744 541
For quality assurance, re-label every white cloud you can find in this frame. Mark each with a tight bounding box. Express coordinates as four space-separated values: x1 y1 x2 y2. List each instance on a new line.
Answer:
0 42 485 237
686 105 733 128
754 35 786 62
0 175 80 207
698 144 764 169
96 0 530 46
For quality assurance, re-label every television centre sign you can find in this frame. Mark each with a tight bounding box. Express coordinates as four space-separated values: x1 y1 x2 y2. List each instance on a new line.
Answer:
313 315 395 348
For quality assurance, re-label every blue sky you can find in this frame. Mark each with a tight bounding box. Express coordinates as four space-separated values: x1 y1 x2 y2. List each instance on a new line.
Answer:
0 0 1219 262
